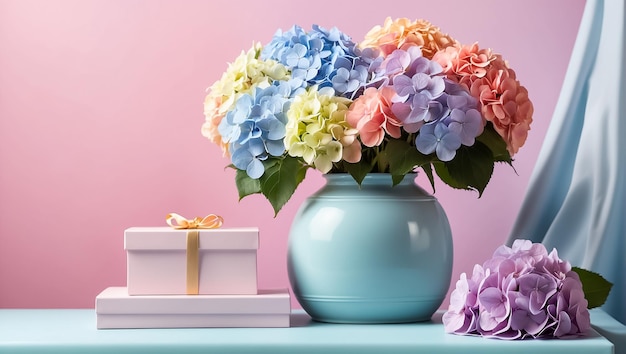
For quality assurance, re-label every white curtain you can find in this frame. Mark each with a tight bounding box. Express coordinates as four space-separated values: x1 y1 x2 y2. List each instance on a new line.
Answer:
508 0 625 325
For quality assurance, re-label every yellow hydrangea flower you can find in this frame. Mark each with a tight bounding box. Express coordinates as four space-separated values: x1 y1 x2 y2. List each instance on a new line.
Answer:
202 43 289 155
285 87 361 173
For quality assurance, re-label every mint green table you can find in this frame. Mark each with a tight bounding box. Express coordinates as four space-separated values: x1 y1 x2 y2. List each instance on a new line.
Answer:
0 309 623 354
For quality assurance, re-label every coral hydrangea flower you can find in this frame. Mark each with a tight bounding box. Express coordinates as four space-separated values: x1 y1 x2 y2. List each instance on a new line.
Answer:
360 17 457 59
433 43 533 156
443 240 591 340
433 43 497 89
346 86 400 147
285 86 360 173
201 93 228 154
469 57 533 155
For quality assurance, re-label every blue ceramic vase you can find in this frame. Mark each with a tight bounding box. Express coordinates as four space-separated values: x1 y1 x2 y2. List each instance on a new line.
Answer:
287 173 453 323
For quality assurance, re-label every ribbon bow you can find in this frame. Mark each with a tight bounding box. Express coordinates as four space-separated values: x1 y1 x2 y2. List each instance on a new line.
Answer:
166 213 223 229
166 213 223 295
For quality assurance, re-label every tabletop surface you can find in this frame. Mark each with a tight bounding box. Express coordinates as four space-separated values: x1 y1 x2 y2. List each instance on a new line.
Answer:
0 309 621 354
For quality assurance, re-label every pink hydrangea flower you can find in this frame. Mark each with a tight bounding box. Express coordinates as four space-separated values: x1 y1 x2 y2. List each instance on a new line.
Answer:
443 240 591 340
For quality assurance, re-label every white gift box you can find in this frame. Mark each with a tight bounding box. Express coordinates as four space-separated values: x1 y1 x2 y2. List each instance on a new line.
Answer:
95 287 290 329
125 227 258 295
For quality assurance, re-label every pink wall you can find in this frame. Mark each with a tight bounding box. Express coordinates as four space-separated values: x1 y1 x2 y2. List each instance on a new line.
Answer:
0 0 585 308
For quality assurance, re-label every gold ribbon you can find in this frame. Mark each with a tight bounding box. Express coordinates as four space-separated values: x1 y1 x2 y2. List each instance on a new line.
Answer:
166 213 224 295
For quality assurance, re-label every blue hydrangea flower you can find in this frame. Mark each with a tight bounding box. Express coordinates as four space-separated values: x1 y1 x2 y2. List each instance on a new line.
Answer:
415 122 462 161
218 82 291 178
261 24 375 99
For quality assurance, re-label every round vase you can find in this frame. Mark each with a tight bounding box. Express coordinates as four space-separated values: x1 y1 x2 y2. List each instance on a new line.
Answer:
287 173 453 323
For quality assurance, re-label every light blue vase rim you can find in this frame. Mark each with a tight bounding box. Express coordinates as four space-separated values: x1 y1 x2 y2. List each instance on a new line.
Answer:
323 173 416 186
320 173 436 200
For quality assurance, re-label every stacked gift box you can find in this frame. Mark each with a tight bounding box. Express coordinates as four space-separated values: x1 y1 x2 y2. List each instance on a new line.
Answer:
95 224 291 329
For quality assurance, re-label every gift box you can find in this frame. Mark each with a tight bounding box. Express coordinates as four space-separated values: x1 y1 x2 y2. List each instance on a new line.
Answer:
95 287 290 329
125 227 258 295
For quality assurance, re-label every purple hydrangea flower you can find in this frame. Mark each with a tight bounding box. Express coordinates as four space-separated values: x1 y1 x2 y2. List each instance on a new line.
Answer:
388 48 447 126
443 240 591 340
442 264 484 334
368 46 483 161
218 82 291 179
446 108 483 146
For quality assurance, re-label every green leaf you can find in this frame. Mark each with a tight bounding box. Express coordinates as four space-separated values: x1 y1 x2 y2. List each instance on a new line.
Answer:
421 163 436 194
259 156 308 216
234 169 261 200
341 160 373 186
572 267 613 309
390 174 404 186
442 141 494 197
477 123 512 164
385 139 431 177
433 162 470 191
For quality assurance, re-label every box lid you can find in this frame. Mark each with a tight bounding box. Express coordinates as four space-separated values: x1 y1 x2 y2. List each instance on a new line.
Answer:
124 227 259 250
95 287 290 315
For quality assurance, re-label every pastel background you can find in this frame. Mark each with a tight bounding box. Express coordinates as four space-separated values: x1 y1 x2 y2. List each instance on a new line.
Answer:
0 0 585 308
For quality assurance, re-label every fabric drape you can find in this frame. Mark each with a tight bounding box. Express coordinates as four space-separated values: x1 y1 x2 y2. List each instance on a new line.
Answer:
508 0 625 325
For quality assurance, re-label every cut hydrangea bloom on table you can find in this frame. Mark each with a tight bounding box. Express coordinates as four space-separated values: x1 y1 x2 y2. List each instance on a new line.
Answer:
442 240 614 340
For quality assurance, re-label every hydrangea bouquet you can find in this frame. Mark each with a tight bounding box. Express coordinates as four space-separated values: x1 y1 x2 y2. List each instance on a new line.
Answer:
202 18 534 214
443 240 612 340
